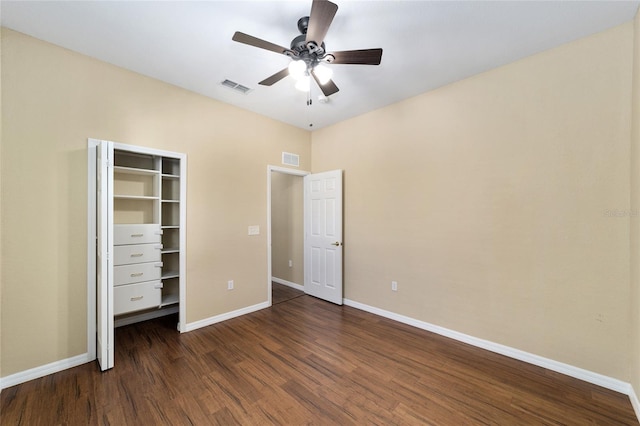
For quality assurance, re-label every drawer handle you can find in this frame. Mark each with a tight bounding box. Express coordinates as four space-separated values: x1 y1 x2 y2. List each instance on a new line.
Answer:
130 296 144 301
131 233 144 238
130 272 144 277
130 253 144 257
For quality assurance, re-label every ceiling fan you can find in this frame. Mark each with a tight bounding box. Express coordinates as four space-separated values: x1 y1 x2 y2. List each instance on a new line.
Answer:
232 0 383 97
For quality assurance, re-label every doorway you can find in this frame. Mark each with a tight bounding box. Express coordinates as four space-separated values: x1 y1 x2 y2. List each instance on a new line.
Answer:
267 166 309 305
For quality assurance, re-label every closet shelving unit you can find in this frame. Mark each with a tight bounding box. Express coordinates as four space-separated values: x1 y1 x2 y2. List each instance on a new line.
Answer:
159 157 182 308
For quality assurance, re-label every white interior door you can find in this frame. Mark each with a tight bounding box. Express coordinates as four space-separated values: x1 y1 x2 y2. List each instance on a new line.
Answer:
97 141 114 370
304 170 343 305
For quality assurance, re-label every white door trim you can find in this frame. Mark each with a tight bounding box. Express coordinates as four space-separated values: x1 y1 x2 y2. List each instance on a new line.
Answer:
267 165 310 306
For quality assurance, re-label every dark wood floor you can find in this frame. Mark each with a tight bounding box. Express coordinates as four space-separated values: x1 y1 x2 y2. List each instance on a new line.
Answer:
272 281 304 305
2 295 638 425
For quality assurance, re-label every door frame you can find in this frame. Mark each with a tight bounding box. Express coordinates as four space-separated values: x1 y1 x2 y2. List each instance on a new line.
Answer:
266 165 310 306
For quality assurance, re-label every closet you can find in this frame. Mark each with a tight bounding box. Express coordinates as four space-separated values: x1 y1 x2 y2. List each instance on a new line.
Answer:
92 139 186 371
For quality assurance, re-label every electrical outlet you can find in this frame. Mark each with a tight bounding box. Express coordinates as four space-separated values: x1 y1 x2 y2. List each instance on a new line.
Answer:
289 260 293 268
227 280 234 290
391 281 398 291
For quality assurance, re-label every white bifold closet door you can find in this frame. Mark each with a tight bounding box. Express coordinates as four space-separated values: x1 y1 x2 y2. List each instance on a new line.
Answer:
97 141 114 371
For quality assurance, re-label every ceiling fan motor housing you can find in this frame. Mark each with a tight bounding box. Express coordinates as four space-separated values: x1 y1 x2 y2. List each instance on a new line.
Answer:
290 34 309 53
290 16 331 69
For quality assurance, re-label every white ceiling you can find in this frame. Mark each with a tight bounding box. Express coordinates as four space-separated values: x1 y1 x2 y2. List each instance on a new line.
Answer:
2 1 639 130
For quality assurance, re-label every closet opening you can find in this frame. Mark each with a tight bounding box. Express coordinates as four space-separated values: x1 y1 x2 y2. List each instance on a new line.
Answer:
87 139 187 371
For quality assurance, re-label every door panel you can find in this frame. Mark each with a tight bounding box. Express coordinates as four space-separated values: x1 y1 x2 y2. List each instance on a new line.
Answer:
304 170 343 305
97 141 114 371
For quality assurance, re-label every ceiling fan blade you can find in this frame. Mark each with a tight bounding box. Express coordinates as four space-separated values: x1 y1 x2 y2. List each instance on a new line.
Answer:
232 31 290 56
259 68 290 86
329 48 383 65
305 0 338 46
311 69 339 96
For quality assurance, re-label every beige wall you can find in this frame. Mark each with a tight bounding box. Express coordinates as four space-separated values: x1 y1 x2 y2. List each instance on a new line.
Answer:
0 28 311 376
271 172 304 285
631 11 640 397
313 23 633 380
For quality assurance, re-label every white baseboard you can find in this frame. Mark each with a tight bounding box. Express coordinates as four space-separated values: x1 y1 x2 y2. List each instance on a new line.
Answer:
0 353 92 391
630 386 640 421
272 277 304 291
184 301 269 332
343 299 634 397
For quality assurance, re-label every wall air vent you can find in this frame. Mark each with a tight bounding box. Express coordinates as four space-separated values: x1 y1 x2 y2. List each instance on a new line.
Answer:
282 152 300 167
221 79 252 94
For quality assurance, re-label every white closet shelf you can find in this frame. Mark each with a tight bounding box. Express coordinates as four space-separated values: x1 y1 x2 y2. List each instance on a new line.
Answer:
114 166 160 176
161 199 180 203
160 294 179 307
162 271 180 280
161 225 180 229
162 174 180 179
161 248 180 254
114 195 160 200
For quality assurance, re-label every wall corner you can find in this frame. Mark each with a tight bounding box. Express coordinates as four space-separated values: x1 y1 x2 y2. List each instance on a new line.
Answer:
629 8 640 404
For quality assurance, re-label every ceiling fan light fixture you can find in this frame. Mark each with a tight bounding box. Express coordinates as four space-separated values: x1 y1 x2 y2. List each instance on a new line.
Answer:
288 60 307 80
314 63 333 85
295 75 311 92
232 0 383 98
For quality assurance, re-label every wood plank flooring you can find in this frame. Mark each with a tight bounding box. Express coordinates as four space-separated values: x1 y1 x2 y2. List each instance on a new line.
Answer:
2 295 638 425
272 282 304 305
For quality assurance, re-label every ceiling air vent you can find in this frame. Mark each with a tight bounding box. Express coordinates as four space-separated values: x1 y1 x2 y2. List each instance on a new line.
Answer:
221 79 252 94
282 152 300 167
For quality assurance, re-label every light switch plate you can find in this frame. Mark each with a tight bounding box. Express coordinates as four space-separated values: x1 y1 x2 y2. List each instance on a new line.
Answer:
248 225 260 236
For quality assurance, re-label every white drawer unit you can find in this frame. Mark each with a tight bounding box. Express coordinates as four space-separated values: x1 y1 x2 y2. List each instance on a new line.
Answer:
113 281 163 316
113 224 162 245
114 262 163 286
113 243 162 266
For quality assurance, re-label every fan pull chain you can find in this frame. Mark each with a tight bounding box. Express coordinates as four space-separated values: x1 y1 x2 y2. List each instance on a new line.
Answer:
307 90 313 128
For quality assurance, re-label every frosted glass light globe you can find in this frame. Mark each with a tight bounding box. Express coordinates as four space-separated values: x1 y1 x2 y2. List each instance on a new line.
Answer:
314 63 333 85
288 60 307 80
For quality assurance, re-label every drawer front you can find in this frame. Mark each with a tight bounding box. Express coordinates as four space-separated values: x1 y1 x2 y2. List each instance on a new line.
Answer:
114 262 162 286
114 224 162 245
114 281 162 315
113 244 162 266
